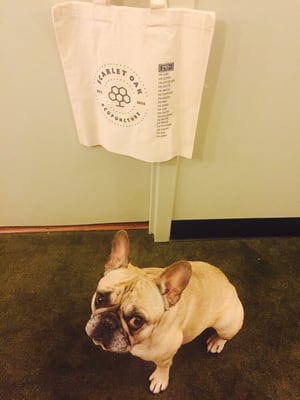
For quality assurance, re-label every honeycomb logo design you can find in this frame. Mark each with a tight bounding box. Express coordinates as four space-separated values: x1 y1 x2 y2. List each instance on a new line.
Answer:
94 63 148 128
108 86 131 108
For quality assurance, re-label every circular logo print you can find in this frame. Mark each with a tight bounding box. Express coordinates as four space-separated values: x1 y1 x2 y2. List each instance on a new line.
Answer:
94 63 148 128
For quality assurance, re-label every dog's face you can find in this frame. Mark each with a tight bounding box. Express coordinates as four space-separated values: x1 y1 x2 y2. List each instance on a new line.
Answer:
85 267 166 353
85 230 191 353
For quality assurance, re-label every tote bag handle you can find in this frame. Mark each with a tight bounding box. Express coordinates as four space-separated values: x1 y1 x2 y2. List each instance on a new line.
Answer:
93 0 167 9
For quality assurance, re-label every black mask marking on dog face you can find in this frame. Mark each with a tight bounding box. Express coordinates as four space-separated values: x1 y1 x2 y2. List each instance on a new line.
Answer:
95 291 111 309
87 311 130 353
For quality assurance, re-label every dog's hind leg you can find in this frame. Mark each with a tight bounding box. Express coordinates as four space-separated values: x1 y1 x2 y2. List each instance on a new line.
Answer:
207 295 244 354
206 333 227 353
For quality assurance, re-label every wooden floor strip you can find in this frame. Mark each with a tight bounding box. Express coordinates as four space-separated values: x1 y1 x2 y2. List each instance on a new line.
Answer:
0 222 149 234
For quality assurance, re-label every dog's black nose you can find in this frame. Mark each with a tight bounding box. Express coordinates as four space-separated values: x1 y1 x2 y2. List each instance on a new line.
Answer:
102 314 119 331
86 311 130 353
87 311 121 341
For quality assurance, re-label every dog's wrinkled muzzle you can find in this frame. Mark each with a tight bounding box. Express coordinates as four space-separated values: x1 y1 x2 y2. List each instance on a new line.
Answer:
85 312 130 353
86 312 119 338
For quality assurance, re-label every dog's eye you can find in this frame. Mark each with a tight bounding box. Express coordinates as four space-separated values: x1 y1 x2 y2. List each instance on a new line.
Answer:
129 315 145 331
95 292 107 308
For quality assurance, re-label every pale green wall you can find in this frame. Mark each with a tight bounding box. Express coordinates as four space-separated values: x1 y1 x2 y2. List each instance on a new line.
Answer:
1 1 299 230
174 0 300 220
0 1 150 226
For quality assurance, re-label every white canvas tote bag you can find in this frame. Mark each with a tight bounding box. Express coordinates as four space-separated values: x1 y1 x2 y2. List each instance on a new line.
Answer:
52 0 215 162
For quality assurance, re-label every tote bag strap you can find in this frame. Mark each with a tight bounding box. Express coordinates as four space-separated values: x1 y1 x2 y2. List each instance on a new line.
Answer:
93 0 167 8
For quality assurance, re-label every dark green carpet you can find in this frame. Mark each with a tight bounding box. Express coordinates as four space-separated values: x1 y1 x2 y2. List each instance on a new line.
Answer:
0 230 299 399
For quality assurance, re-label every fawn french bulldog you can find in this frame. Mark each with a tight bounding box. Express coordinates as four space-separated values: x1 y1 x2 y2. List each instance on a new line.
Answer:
86 230 244 393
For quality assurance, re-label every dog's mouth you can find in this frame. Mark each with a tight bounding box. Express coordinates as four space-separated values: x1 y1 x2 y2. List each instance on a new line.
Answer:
92 338 129 353
91 338 105 347
89 333 130 353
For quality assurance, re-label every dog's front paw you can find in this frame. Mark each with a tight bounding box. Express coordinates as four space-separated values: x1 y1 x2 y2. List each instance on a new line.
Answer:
206 333 227 353
149 366 170 394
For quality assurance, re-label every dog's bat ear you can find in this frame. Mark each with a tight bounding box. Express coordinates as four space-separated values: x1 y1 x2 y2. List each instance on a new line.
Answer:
105 230 130 273
159 261 192 308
